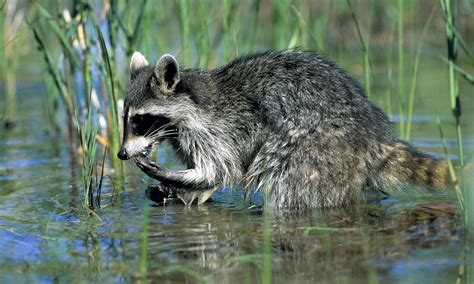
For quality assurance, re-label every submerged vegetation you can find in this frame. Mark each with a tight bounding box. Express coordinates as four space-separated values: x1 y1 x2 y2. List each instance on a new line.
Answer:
0 0 473 282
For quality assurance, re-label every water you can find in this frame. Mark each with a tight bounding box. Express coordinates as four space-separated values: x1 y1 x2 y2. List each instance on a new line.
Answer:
0 78 470 283
1 42 474 282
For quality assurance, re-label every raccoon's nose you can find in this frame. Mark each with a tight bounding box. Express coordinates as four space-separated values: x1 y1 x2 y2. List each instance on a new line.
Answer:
117 147 130 160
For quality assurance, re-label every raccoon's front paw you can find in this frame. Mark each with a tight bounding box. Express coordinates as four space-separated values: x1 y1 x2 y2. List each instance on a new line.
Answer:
134 155 165 177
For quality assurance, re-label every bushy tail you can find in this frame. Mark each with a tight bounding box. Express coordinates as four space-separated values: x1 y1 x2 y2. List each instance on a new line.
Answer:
378 142 454 189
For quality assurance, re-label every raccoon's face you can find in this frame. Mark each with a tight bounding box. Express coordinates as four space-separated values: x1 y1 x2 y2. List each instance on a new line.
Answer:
118 52 187 160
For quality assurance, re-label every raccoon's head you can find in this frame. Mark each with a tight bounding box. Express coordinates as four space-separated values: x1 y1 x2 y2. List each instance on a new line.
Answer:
117 52 193 160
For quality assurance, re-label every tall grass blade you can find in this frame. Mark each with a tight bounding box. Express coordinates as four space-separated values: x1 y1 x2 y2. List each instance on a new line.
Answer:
35 4 83 69
304 226 355 235
440 0 464 186
197 0 211 68
79 89 99 210
440 57 474 84
129 0 148 56
440 10 474 60
165 266 210 283
179 0 191 65
247 0 261 52
385 25 395 118
92 15 121 170
398 0 405 137
140 203 149 281
404 6 436 141
222 0 233 61
346 0 371 97
31 28 75 117
96 145 108 208
436 118 463 210
2 1 27 128
262 208 272 284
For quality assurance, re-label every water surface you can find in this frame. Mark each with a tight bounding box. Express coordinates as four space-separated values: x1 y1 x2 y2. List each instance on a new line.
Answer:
0 62 472 283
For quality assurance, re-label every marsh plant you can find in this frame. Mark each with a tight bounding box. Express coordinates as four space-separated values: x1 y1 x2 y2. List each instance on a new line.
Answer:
29 1 126 209
3 0 472 236
0 0 473 282
1 0 27 128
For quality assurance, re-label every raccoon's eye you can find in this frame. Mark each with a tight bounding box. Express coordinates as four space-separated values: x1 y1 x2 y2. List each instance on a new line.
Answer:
134 115 144 123
131 115 150 135
130 114 171 136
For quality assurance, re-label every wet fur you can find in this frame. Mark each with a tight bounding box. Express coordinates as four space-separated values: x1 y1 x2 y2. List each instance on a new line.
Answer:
122 50 452 209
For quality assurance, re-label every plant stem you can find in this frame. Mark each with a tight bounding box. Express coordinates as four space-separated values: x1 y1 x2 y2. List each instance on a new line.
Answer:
404 6 436 141
398 0 405 138
262 207 272 284
441 0 464 185
346 0 371 97
179 0 191 65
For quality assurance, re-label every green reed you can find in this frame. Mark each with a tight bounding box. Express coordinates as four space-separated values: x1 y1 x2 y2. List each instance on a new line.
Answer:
179 0 191 66
397 0 405 138
271 0 290 50
106 0 148 94
247 0 262 53
385 23 395 119
346 0 371 97
78 94 99 209
92 15 121 173
440 0 473 239
140 202 150 281
403 6 435 141
437 118 463 209
0 1 6 123
197 0 211 68
1 0 25 128
32 2 117 210
262 207 272 284
440 0 464 177
222 0 233 61
3 0 474 282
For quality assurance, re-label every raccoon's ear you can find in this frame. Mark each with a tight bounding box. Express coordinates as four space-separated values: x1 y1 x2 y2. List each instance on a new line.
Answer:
155 54 180 94
130 51 149 80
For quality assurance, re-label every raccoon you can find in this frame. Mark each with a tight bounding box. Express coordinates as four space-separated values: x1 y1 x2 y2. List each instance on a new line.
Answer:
118 50 453 209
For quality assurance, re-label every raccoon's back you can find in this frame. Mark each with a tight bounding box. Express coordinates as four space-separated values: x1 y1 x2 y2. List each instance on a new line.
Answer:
211 50 391 136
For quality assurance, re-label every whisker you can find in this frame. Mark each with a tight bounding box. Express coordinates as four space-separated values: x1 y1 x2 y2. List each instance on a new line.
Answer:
149 129 178 137
151 128 178 135
149 133 179 140
149 130 179 138
145 124 167 137
144 119 163 137
145 122 172 138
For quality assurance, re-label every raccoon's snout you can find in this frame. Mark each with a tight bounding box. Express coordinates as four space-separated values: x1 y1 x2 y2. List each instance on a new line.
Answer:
117 147 130 160
118 137 154 160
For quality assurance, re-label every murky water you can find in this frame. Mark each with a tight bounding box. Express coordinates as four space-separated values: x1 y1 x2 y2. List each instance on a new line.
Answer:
1 58 473 283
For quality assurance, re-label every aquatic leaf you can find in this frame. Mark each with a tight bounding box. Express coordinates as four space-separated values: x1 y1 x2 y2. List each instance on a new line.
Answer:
226 253 263 264
439 57 474 85
91 14 121 163
35 4 83 69
404 6 436 141
31 28 75 117
164 266 210 283
303 226 355 235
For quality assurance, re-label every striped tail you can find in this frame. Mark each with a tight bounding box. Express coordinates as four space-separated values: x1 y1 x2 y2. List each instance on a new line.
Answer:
378 141 454 189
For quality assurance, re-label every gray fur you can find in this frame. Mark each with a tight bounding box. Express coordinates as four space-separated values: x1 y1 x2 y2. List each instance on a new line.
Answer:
119 50 449 209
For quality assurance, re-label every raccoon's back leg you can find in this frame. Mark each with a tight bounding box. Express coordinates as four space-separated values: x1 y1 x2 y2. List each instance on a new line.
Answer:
245 133 366 209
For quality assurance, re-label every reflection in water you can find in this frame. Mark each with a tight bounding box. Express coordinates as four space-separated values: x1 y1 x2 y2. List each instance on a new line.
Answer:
134 195 461 283
0 82 470 282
